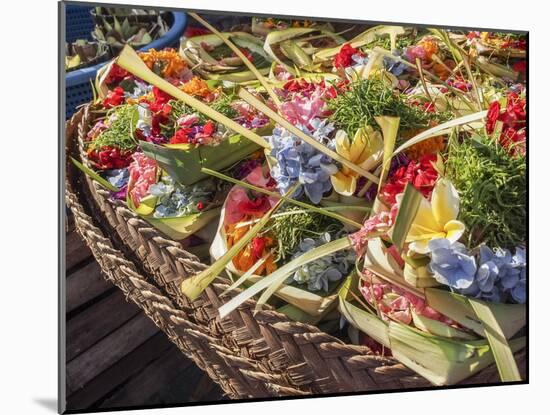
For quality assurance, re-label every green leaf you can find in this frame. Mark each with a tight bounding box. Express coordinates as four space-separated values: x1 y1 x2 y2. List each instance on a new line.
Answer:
374 116 400 192
389 321 525 385
411 310 477 340
140 130 264 186
142 208 222 241
425 289 526 340
389 183 423 252
468 298 523 382
219 237 351 318
263 27 317 74
188 13 281 107
392 111 488 157
314 25 405 60
337 275 526 385
280 40 313 69
70 157 119 192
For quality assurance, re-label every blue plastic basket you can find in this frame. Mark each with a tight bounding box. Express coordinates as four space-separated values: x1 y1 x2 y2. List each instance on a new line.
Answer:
65 9 187 119
66 5 95 43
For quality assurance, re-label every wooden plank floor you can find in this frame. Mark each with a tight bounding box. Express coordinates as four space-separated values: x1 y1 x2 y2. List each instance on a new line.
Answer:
65 223 225 411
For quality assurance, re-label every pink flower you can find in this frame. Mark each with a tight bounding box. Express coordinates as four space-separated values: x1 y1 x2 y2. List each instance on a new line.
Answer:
224 167 278 224
359 270 456 327
177 113 200 127
279 89 327 128
349 211 394 256
128 153 157 208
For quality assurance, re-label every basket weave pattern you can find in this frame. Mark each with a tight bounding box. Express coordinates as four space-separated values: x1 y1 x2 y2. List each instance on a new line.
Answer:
66 106 525 398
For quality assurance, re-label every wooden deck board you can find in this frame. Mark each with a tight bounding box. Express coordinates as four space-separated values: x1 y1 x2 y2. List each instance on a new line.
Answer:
66 333 173 410
67 312 160 395
65 226 223 411
66 289 141 361
98 347 196 408
66 261 113 314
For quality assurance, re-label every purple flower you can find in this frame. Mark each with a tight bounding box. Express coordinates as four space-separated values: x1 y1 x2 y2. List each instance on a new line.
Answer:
104 168 129 200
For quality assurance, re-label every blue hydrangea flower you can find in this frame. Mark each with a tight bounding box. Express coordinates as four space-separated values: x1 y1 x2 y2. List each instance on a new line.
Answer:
268 118 338 204
103 168 129 189
347 52 407 77
127 80 153 100
427 238 477 289
443 244 527 304
149 176 216 218
384 52 408 76
511 247 526 303
289 233 356 292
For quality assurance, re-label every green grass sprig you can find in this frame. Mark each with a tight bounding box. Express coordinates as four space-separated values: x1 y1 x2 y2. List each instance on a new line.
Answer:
89 104 138 151
446 133 526 249
328 79 449 137
264 205 341 261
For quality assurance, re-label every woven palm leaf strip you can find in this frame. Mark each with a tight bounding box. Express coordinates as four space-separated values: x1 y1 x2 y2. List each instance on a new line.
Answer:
70 105 526 396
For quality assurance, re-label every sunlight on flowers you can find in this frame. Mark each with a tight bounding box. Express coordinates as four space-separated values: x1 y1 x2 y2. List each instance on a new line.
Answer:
401 178 465 254
330 126 383 196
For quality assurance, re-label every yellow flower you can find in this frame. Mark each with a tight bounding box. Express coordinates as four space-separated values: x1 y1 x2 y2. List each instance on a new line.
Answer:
401 178 465 254
330 126 383 196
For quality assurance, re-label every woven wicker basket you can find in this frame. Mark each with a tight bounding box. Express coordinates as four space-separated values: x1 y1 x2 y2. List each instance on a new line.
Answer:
66 105 526 398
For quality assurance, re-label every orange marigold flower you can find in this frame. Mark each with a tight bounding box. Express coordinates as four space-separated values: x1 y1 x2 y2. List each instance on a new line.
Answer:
225 222 278 275
180 76 212 98
418 38 439 60
406 135 445 159
139 48 188 78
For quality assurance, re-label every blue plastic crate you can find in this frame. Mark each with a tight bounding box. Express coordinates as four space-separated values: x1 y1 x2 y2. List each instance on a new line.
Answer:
65 10 187 119
66 5 95 43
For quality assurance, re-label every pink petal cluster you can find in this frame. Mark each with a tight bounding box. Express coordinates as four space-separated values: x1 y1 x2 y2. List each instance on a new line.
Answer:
360 270 455 326
224 167 278 225
349 211 394 256
128 153 158 207
279 89 327 128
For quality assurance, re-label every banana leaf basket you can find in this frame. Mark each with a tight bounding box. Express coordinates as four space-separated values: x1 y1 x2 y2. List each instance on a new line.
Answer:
65 106 526 398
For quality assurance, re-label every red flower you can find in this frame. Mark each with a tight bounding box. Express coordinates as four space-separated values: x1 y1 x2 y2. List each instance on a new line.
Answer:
196 201 204 210
500 127 526 157
380 154 439 206
169 128 192 144
202 120 215 136
423 102 436 113
333 43 362 69
102 86 125 109
486 100 501 134
251 237 266 259
105 64 130 85
512 60 527 74
237 196 271 217
238 48 254 62
148 87 172 113
184 27 210 37
88 146 133 170
504 92 526 124
485 93 526 156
